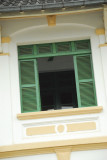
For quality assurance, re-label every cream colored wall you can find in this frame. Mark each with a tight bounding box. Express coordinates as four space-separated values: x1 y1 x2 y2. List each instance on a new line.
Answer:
0 11 107 150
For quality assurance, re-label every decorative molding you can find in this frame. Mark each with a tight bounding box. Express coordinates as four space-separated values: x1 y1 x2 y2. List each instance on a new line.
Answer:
55 148 71 160
1 37 11 43
0 53 10 56
57 125 65 133
0 136 107 159
26 122 96 136
96 28 105 35
47 15 56 26
26 125 55 136
99 43 107 47
67 122 96 132
17 106 103 120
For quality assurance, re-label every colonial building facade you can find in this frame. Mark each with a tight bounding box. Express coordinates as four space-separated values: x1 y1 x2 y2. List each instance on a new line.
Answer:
0 1 107 160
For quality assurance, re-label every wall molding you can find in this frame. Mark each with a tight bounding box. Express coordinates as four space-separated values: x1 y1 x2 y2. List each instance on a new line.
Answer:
26 122 96 136
17 106 103 120
0 136 107 159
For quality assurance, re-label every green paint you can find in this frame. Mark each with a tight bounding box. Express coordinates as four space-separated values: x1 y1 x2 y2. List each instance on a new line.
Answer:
18 39 97 113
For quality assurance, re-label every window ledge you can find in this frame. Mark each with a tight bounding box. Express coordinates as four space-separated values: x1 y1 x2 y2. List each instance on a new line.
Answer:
17 106 103 120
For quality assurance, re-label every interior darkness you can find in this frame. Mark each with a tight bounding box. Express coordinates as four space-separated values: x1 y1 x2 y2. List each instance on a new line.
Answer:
37 55 78 111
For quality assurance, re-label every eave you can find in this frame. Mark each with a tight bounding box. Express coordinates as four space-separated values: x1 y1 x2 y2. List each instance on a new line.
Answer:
0 5 103 20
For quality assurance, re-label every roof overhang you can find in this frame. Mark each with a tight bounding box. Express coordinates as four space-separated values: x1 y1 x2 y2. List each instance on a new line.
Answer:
0 5 103 20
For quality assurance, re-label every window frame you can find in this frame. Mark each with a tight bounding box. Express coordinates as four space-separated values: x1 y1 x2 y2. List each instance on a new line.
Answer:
18 39 97 113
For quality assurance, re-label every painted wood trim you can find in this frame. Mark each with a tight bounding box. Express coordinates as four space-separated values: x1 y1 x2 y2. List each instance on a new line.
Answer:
0 53 10 56
0 136 107 159
0 7 102 20
47 15 56 26
99 43 107 47
96 29 105 35
67 122 96 132
17 106 103 120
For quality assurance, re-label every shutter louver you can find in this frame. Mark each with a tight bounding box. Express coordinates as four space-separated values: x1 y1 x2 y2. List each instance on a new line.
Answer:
79 82 96 106
21 61 35 84
77 55 92 80
20 60 37 113
19 45 33 56
38 44 52 54
74 54 97 107
22 87 37 112
75 41 90 50
56 43 71 52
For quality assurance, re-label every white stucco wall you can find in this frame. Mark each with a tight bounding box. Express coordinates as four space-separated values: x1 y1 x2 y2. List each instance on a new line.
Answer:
0 11 107 159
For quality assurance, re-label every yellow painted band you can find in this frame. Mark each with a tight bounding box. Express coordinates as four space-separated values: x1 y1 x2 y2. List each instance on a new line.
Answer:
0 53 10 56
67 122 96 132
26 122 96 136
99 43 107 47
26 125 55 136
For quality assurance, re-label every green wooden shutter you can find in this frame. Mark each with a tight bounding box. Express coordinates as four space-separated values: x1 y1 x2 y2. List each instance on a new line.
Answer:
19 59 41 113
74 54 97 107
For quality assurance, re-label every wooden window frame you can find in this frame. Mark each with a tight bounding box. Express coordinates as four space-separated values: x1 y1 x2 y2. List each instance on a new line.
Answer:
18 39 97 113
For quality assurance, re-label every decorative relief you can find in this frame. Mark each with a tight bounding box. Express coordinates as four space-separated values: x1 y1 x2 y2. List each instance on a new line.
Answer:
26 121 96 136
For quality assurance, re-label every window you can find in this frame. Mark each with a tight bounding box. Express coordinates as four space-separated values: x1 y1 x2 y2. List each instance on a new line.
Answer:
18 40 97 113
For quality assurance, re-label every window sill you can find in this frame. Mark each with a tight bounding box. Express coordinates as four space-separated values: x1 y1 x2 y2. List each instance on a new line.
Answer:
17 106 103 120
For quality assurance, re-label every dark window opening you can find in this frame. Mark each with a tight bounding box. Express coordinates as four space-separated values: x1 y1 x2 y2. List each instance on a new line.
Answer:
38 55 78 111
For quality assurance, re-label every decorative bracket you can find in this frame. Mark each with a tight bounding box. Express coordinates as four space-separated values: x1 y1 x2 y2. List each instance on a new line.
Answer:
55 148 72 160
47 15 56 26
